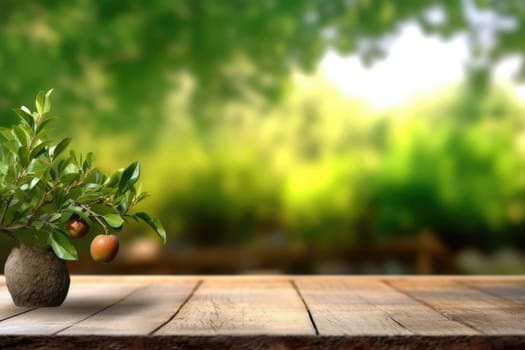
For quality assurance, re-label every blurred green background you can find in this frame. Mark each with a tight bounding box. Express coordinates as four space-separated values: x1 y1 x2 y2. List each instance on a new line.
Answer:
2 0 525 274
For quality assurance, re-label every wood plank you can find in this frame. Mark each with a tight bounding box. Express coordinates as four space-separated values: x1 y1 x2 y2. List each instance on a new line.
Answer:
296 278 412 336
60 281 197 335
295 278 476 336
0 286 33 321
461 278 525 302
355 279 478 335
388 278 525 335
155 278 314 335
68 275 201 284
0 282 142 335
0 274 523 345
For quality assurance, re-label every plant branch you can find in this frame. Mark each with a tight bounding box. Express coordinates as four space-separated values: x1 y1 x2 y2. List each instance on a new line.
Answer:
0 225 28 241
78 203 108 234
25 185 57 227
0 197 12 227
1 161 28 227
1 224 30 232
64 168 93 194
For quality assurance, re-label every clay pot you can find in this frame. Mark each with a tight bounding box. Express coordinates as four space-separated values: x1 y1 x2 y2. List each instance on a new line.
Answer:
4 245 70 307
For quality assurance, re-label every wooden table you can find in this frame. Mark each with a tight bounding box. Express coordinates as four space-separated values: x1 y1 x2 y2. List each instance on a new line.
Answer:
0 276 524 349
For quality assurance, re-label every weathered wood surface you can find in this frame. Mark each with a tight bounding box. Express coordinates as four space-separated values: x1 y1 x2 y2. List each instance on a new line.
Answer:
0 276 523 349
295 278 477 336
156 279 314 335
387 278 525 335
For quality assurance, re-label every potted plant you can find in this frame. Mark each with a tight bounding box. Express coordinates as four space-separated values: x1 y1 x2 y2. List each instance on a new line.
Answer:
0 90 166 307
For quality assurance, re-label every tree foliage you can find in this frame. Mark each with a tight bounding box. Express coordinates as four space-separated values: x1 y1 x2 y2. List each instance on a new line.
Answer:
0 0 523 133
2 1 525 250
136 79 525 249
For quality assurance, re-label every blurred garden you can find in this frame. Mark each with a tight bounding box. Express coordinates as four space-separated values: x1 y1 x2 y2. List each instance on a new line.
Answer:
1 0 525 274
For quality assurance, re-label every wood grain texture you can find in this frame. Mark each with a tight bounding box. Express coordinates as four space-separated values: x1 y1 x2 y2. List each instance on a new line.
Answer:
461 278 525 302
155 279 315 335
295 278 478 336
296 278 408 336
61 281 197 335
388 278 525 335
0 282 142 335
0 275 523 349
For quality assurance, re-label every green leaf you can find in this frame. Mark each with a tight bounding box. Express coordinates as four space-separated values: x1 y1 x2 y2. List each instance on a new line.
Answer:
117 161 140 197
0 163 7 175
30 141 50 159
18 173 34 186
56 158 67 174
20 105 32 116
136 191 150 203
35 91 45 115
29 177 40 190
94 169 107 184
116 192 131 214
51 137 72 158
69 150 79 166
18 147 29 167
102 213 125 229
13 125 29 146
13 108 34 129
49 166 57 180
49 213 62 222
36 117 57 136
104 169 123 188
48 231 78 260
134 212 166 244
63 162 79 175
85 183 103 191
44 88 53 113
33 221 45 230
61 172 80 185
66 205 94 226
83 152 95 171
0 127 13 141
3 141 18 156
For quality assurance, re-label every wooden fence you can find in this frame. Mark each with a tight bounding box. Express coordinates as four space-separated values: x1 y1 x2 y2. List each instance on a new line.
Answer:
68 230 452 274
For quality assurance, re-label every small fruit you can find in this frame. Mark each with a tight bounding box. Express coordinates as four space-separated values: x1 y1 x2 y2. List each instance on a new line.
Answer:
90 234 119 263
66 215 90 239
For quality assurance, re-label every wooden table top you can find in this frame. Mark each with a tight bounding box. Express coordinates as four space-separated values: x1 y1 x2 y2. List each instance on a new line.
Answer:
0 275 524 349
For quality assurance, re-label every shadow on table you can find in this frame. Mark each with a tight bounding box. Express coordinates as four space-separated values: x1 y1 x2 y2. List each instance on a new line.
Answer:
54 298 151 315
